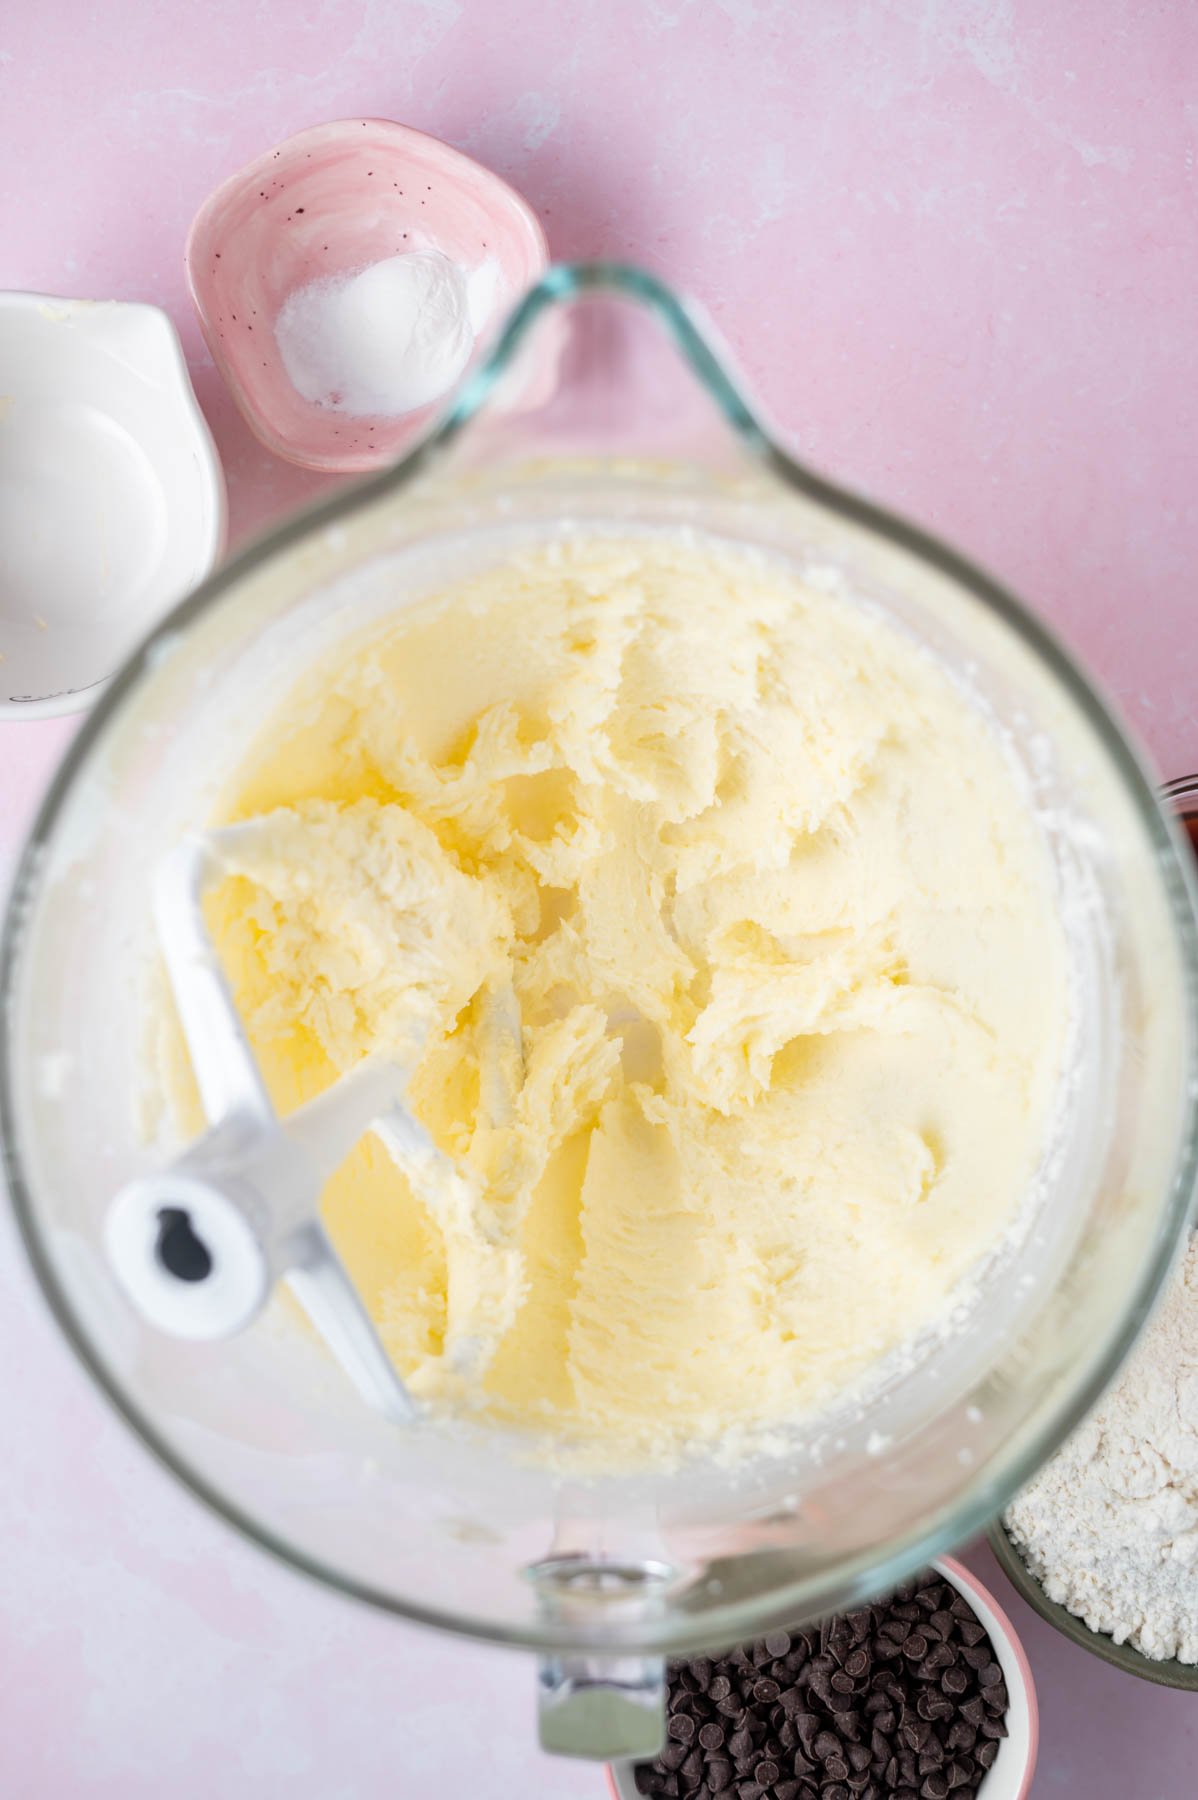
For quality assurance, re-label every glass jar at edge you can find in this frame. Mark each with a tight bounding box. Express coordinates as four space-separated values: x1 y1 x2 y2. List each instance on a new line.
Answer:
1163 774 1198 857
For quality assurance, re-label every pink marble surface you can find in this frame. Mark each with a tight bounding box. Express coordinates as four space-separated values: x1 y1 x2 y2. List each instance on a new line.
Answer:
1 4 1197 1795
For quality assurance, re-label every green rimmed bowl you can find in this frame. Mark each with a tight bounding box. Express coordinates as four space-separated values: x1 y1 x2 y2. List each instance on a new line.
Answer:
989 1523 1198 1691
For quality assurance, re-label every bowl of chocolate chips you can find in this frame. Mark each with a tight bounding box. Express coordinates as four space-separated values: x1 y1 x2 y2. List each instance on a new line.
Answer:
609 1560 1036 1800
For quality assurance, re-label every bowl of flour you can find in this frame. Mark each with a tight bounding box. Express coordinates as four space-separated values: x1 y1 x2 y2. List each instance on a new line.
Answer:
993 1233 1198 1690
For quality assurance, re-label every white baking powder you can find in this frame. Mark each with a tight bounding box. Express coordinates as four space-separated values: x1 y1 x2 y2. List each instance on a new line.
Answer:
275 250 496 417
1005 1235 1198 1662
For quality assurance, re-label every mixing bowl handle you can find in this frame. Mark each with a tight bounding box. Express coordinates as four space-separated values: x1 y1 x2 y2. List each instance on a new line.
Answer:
528 1555 675 1761
537 1649 666 1762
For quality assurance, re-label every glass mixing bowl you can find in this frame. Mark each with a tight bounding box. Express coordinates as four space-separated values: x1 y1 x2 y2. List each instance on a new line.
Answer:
3 266 1198 1760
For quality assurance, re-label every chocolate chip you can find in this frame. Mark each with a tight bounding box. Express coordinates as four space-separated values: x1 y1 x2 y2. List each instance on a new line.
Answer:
847 1742 872 1773
710 1676 732 1702
765 1633 792 1658
670 1714 697 1742
977 1662 1002 1688
957 1619 987 1647
754 1679 781 1704
902 1633 930 1660
976 1739 999 1770
728 1727 753 1760
980 1714 1008 1740
700 1723 725 1752
682 1748 705 1784
825 1787 850 1800
663 1742 690 1769
707 1761 734 1792
987 1680 1009 1713
825 1756 849 1780
920 1777 949 1800
945 1760 974 1790
940 1667 969 1696
774 1785 799 1800
757 1760 781 1788
960 1697 985 1726
795 1715 821 1754
830 1671 856 1695
844 1648 871 1679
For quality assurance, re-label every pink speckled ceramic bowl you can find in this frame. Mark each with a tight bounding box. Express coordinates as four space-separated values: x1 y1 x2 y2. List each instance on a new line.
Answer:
606 1557 1038 1800
185 118 548 473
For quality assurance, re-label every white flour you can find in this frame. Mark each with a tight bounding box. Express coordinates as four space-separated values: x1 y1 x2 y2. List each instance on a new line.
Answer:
1005 1235 1198 1662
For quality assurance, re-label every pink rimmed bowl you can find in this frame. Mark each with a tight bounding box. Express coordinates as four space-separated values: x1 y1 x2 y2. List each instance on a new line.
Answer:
185 118 547 473
607 1556 1038 1800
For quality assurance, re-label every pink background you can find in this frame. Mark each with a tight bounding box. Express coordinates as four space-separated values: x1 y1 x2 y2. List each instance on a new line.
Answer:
2 2 1197 1794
